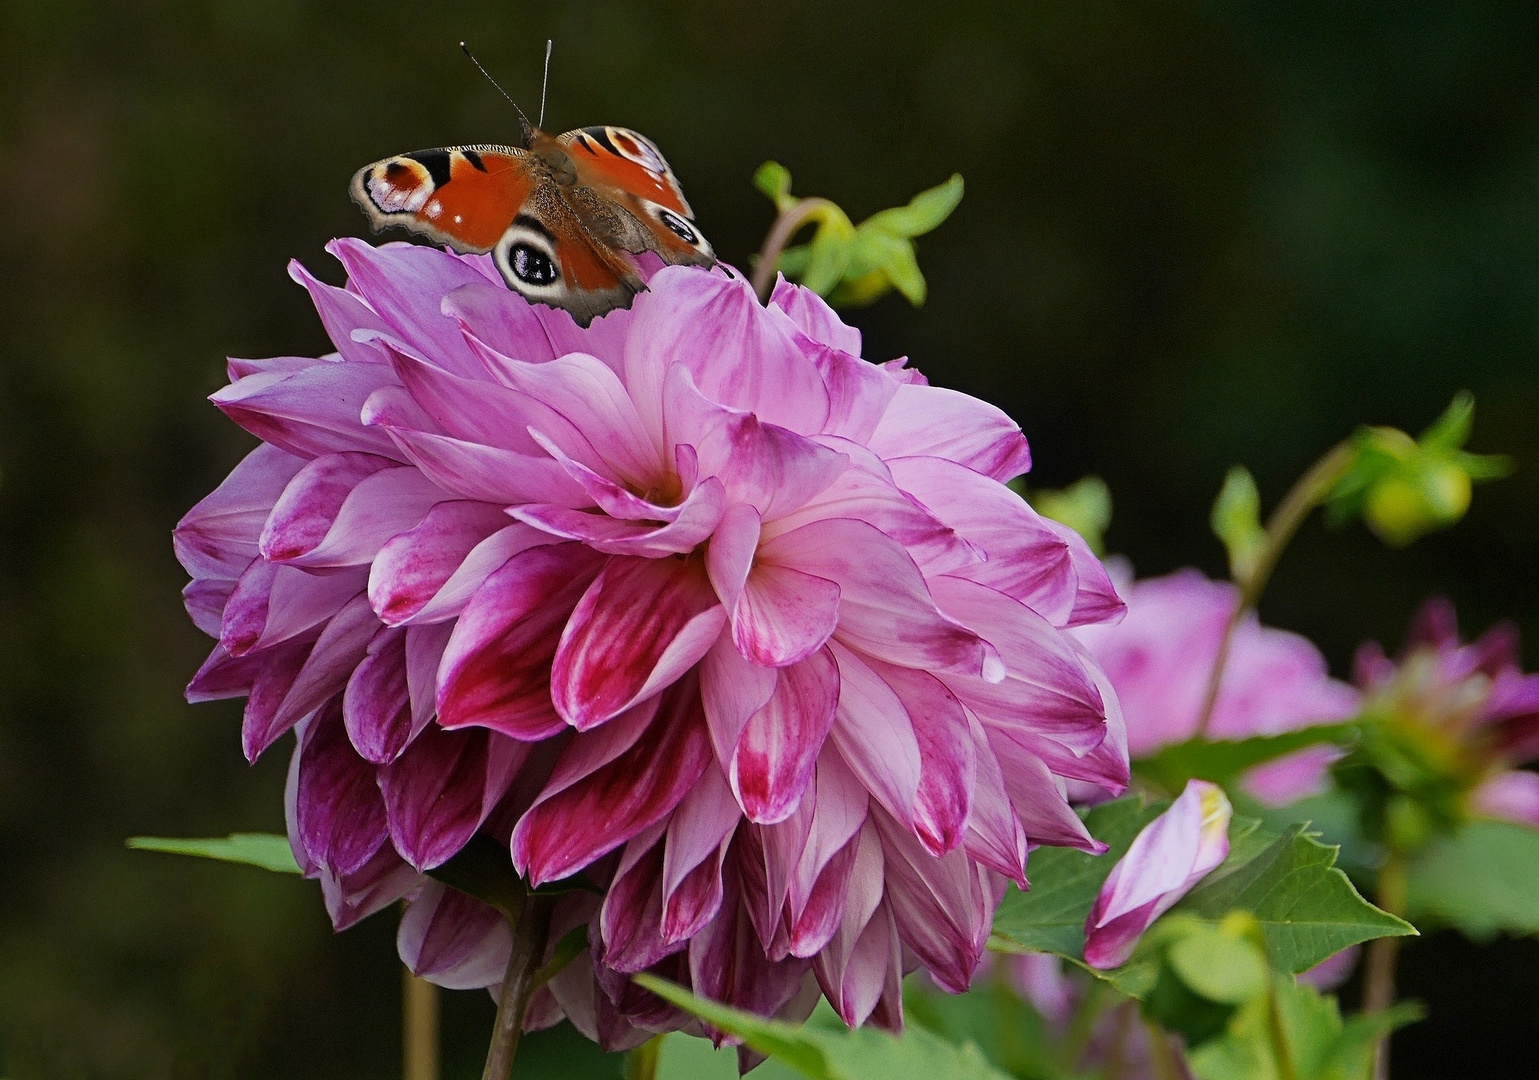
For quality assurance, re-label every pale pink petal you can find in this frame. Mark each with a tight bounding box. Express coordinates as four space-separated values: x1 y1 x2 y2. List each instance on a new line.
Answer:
375 423 589 507
827 643 921 825
1472 769 1539 827
874 661 976 855
705 502 761 612
511 477 725 557
259 452 395 563
769 276 861 356
211 360 403 460
342 626 416 763
700 636 777 768
367 505 530 625
174 444 306 579
220 560 368 656
869 383 1032 483
733 563 841 669
288 258 393 366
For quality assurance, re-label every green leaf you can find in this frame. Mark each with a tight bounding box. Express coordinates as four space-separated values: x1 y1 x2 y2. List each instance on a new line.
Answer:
863 174 965 238
1181 825 1415 973
1134 722 1360 795
127 833 301 874
635 975 1011 1080
1405 819 1539 937
989 795 1166 958
1028 476 1112 556
1167 926 1269 1004
1211 465 1266 583
1417 390 1474 451
797 217 856 297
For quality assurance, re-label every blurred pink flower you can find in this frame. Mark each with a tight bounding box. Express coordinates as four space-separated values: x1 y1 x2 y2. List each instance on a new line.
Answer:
1083 780 1232 969
1071 567 1360 805
176 239 1129 1044
1356 596 1539 828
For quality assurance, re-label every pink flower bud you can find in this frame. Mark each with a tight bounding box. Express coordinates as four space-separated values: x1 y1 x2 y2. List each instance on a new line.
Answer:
1083 780 1232 969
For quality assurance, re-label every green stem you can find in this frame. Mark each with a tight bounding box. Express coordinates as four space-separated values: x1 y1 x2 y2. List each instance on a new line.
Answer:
624 1035 665 1080
750 197 842 302
480 891 554 1080
1266 976 1300 1080
404 966 441 1080
1195 441 1357 737
1364 848 1408 1080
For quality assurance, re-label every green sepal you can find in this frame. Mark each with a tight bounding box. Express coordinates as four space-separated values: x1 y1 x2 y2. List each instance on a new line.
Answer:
1211 465 1266 584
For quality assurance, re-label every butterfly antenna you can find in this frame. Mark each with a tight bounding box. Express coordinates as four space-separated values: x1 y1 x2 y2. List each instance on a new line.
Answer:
538 39 553 129
459 41 535 141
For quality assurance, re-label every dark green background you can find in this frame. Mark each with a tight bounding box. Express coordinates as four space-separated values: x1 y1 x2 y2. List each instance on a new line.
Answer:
1 1 1535 1076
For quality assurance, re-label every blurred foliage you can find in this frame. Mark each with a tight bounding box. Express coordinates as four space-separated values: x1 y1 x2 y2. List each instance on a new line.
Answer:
2 0 1538 1077
1025 475 1113 555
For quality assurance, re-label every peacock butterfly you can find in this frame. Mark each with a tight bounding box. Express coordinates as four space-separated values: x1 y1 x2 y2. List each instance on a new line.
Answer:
350 118 714 327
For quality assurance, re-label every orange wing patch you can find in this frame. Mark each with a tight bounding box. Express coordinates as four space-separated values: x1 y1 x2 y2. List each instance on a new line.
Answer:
350 146 535 252
561 126 692 216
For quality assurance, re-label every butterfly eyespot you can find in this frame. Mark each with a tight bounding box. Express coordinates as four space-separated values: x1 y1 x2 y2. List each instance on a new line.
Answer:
509 243 559 286
656 208 699 245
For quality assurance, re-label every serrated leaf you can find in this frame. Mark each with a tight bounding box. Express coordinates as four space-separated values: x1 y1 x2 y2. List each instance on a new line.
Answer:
1134 723 1360 795
127 833 301 874
635 975 1011 1080
1211 465 1265 583
1405 819 1539 937
863 174 964 238
1181 825 1415 972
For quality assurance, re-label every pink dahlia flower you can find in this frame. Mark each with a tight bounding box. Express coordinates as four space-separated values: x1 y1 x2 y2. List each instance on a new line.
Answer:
176 239 1128 1045
1071 566 1360 805
1355 596 1539 828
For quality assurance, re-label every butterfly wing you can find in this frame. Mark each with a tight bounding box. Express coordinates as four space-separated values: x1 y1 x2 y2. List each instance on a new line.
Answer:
559 126 716 267
351 145 642 326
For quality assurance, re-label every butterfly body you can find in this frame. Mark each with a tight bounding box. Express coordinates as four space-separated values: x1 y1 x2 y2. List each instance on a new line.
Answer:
351 125 713 325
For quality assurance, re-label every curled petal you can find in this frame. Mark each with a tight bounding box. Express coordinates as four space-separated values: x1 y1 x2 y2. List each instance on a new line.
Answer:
211 359 403 461
369 508 538 626
869 383 1031 483
175 444 305 579
732 649 839 824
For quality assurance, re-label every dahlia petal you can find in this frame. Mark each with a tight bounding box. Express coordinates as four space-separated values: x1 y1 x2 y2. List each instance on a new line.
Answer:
888 456 1078 621
763 518 997 678
662 762 742 901
319 845 422 931
1048 518 1127 627
511 476 725 558
228 354 337 380
874 810 990 992
378 424 588 508
459 341 662 484
742 800 816 951
252 592 380 759
220 560 366 655
436 542 605 739
274 465 445 569
513 681 713 885
733 649 839 825
183 578 236 637
295 700 389 876
869 383 1032 483
827 643 922 825
398 880 511 989
768 276 862 356
367 503 526 625
733 563 841 668
600 829 678 972
876 662 976 855
984 729 1103 852
662 839 733 946
1471 769 1539 827
288 258 393 366
442 278 634 371
700 636 777 768
705 502 761 612
787 752 870 927
786 833 858 959
551 555 726 729
688 852 811 1021
258 452 394 563
211 360 402 460
404 621 453 732
380 725 525 870
240 638 314 760
625 267 830 443
929 575 1109 753
342 626 415 763
810 822 890 1025
963 714 1030 885
326 238 493 378
186 644 264 702
175 444 306 579
523 427 683 523
808 342 898 444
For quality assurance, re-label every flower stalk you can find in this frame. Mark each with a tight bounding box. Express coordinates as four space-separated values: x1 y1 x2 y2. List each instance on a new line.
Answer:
1195 442 1357 736
1363 847 1408 1080
404 968 441 1080
750 197 843 302
481 892 555 1080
